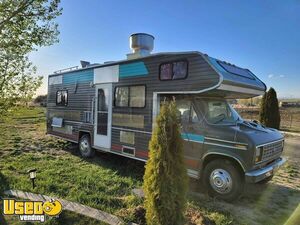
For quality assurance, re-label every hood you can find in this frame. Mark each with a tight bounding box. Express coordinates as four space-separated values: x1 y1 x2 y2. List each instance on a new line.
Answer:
235 120 284 146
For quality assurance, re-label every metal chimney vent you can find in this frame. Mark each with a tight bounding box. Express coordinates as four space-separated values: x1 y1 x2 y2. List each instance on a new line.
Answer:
127 33 154 59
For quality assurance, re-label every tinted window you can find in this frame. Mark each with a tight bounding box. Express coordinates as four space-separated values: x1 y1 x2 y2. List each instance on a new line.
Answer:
160 63 173 80
173 61 188 79
56 90 68 106
159 60 188 80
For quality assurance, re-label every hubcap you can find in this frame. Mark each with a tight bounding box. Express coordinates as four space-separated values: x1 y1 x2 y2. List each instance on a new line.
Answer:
80 139 89 153
209 169 233 194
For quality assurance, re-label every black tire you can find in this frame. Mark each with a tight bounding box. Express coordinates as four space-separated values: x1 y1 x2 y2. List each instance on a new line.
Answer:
78 134 95 158
203 159 244 202
258 175 273 185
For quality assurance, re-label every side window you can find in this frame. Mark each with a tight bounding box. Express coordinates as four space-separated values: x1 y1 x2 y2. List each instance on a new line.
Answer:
130 86 146 107
56 90 68 106
115 86 129 107
114 85 146 108
176 100 191 123
160 63 173 80
173 61 188 79
191 106 199 123
159 60 188 80
98 89 108 111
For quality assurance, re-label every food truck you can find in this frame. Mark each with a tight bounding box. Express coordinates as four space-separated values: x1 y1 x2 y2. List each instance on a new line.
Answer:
47 33 286 200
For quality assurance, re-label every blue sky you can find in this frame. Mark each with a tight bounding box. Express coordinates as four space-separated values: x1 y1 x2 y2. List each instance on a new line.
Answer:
31 0 300 98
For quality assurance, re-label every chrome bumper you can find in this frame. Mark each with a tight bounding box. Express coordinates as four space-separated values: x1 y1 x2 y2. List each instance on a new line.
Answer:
245 157 286 183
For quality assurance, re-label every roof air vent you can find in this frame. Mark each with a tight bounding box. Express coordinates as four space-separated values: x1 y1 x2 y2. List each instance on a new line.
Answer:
127 33 154 59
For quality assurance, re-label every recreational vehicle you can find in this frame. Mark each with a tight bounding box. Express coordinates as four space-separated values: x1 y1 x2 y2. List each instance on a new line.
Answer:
47 33 286 200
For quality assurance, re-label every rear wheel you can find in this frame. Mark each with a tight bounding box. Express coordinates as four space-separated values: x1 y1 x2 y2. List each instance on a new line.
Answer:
79 134 95 158
203 159 244 202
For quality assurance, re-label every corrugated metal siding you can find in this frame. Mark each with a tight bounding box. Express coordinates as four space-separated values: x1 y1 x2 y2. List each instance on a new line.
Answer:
47 52 220 155
47 69 95 141
111 53 220 153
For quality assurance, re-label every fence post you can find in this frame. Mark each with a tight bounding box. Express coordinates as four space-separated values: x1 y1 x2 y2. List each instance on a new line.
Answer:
290 114 293 128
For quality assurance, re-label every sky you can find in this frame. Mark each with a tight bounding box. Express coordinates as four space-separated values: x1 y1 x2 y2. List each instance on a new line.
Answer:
30 0 300 98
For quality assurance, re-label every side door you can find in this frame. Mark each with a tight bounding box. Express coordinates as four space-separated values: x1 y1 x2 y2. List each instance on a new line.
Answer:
94 83 112 149
176 99 205 175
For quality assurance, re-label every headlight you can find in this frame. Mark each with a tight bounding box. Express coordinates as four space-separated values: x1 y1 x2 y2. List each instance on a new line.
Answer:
255 147 263 163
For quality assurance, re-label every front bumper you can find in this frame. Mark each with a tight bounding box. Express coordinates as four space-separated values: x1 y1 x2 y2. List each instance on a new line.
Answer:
245 157 286 183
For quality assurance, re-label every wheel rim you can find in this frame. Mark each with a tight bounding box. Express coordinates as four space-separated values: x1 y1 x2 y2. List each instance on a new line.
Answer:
80 139 89 153
209 169 233 194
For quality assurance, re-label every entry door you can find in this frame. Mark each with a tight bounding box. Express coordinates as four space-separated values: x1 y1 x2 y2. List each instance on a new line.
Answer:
94 83 112 149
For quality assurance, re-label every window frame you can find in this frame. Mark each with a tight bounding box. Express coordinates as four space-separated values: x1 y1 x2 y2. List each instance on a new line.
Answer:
56 90 68 106
159 59 189 81
114 85 146 108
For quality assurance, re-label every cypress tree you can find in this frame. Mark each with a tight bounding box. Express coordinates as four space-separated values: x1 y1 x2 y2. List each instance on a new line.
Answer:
259 92 267 124
143 100 188 225
264 87 281 129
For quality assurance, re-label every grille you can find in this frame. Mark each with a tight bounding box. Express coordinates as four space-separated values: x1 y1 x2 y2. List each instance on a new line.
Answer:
261 140 283 161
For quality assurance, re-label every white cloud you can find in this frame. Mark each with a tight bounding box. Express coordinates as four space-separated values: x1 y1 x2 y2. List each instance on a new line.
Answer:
268 74 286 79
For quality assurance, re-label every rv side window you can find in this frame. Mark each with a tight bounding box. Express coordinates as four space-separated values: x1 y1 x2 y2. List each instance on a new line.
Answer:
115 85 145 108
115 87 129 107
56 90 68 106
159 60 188 80
130 86 145 107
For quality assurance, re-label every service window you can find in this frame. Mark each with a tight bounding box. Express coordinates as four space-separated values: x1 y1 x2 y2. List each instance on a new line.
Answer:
115 85 145 108
115 86 129 107
159 60 188 80
56 90 68 106
130 86 145 107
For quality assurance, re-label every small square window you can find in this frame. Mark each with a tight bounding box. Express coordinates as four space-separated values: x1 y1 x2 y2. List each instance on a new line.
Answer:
130 86 145 107
115 86 129 107
159 60 188 80
56 90 68 106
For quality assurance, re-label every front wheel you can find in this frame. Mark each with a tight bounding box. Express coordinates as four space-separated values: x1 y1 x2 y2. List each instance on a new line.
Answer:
203 159 244 202
79 134 95 158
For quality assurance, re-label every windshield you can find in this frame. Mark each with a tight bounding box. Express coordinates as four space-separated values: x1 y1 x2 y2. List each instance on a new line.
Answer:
195 98 242 124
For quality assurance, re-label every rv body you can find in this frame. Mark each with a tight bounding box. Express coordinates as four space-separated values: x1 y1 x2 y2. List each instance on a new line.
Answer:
47 35 285 200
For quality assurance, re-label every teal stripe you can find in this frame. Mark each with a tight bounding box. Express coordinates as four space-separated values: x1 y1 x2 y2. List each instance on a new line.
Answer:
119 62 148 78
63 69 93 84
181 133 204 142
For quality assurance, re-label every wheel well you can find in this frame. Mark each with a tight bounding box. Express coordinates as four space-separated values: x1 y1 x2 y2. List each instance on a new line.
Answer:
202 154 245 177
78 131 91 141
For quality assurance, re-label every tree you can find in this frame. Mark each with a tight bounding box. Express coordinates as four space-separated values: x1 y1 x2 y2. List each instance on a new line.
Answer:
143 100 188 225
259 92 267 124
0 0 62 114
259 88 281 129
34 94 47 104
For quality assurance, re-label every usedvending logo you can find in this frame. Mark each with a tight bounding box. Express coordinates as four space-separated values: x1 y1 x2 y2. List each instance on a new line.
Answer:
2 199 62 222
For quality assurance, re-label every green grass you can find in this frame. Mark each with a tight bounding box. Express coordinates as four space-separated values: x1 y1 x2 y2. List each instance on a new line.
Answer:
0 107 237 225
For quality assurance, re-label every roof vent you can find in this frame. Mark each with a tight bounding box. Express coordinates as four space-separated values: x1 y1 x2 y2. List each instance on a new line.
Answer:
127 33 154 59
80 60 90 68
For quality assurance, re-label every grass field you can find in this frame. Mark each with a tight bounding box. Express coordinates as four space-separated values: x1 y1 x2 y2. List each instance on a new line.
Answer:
0 107 236 225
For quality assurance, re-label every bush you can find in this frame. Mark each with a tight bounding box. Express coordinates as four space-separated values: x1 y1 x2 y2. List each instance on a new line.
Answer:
143 100 188 225
259 87 281 129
